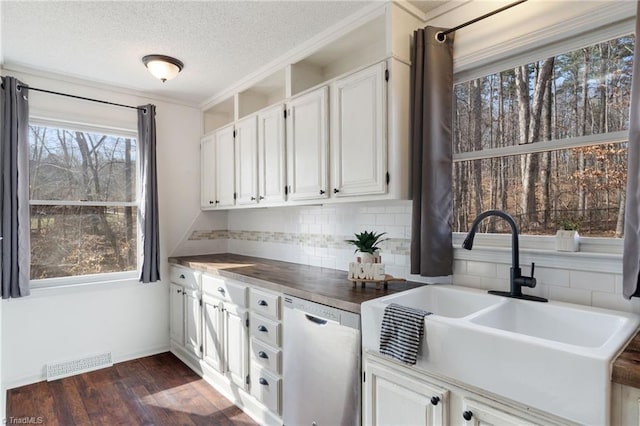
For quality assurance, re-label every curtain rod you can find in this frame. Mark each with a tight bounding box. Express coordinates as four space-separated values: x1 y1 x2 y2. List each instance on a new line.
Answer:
16 84 146 112
436 0 528 42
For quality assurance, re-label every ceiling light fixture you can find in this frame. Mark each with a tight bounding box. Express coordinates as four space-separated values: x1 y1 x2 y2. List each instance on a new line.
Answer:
142 54 184 83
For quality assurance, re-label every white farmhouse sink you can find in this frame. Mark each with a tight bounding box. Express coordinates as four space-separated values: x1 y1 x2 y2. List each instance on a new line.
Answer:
361 284 640 425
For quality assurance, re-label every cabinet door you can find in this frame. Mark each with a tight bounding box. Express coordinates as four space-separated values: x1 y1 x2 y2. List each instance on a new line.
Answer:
215 124 236 207
331 62 387 197
235 115 258 205
203 295 224 372
364 359 448 426
201 134 216 209
286 87 329 201
169 284 185 346
224 304 249 389
461 399 537 426
184 289 202 359
258 104 286 204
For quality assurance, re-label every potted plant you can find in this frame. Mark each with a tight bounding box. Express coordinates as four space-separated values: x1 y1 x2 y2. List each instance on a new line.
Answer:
555 217 581 252
345 231 388 263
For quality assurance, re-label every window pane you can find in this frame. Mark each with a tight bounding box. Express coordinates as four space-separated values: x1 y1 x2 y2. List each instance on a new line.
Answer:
30 205 137 279
454 34 634 154
29 125 137 202
452 144 627 237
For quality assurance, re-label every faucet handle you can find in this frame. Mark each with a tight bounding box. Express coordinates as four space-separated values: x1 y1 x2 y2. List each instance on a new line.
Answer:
530 262 535 278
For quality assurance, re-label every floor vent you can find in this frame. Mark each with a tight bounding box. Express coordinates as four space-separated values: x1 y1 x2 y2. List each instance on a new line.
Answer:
46 352 113 381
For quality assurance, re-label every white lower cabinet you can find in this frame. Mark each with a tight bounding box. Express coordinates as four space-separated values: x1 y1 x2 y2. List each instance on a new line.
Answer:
363 353 574 426
169 266 202 363
202 278 248 389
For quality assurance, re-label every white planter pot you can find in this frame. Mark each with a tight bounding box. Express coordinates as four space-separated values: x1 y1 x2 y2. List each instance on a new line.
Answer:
359 252 375 263
555 230 580 252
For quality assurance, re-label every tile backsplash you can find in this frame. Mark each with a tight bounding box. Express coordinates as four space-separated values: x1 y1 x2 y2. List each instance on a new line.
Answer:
190 200 640 314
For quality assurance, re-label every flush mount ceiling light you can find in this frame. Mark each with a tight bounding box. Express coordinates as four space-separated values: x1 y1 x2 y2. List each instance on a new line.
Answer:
142 54 184 83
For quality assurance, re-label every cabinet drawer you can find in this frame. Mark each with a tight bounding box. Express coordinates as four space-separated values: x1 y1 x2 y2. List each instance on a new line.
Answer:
250 338 281 375
250 313 281 348
169 266 201 290
202 274 247 307
249 288 281 320
250 365 281 416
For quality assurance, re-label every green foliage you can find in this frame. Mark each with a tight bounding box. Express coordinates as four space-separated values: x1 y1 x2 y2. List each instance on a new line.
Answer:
557 217 581 231
345 231 388 254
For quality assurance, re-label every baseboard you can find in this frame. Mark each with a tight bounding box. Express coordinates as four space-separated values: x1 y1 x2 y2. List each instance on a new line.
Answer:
4 344 170 391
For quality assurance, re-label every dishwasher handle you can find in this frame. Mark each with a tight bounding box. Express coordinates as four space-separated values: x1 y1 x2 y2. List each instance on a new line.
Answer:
305 314 328 325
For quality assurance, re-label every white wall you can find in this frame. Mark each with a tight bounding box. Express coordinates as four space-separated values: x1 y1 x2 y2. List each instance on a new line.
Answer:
0 68 217 391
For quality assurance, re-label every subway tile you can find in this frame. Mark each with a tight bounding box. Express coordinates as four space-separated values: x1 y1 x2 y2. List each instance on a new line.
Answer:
367 206 387 214
592 291 640 313
466 261 497 278
452 273 483 288
384 225 405 239
569 270 616 293
385 205 405 214
395 213 411 226
615 275 623 294
547 286 592 306
376 214 396 226
453 260 467 274
533 267 570 287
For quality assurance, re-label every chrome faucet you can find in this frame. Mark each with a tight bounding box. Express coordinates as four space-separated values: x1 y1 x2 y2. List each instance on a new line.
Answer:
462 210 548 302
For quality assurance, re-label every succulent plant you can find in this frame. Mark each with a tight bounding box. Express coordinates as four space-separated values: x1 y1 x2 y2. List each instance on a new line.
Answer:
345 231 388 254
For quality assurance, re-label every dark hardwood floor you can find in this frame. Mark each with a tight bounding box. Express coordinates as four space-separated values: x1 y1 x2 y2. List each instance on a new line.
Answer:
6 352 258 426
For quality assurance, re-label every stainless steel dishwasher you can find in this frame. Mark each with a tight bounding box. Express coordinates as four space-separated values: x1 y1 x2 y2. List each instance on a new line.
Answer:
283 295 361 426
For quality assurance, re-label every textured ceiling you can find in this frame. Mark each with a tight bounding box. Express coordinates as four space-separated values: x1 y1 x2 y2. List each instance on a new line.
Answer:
1 1 378 105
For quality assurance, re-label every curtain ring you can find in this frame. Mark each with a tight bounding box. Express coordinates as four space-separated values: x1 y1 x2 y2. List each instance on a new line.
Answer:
435 31 447 43
143 107 148 115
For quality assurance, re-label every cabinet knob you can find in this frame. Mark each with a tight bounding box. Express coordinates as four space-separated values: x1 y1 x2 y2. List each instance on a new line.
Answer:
179 274 185 279
258 351 269 359
319 189 325 195
209 200 214 205
333 188 340 194
259 196 265 200
462 411 473 421
430 396 440 406
215 200 220 204
258 325 268 332
251 196 256 201
258 300 268 306
259 377 269 386
218 287 225 294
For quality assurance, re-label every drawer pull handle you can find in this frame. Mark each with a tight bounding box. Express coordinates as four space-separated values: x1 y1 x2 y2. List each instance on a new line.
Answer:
258 351 269 359
218 287 225 294
179 274 185 279
259 378 269 386
258 325 268 332
258 300 268 306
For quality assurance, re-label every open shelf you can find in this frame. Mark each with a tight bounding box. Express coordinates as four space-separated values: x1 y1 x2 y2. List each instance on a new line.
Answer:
238 69 286 119
290 14 387 96
203 97 235 134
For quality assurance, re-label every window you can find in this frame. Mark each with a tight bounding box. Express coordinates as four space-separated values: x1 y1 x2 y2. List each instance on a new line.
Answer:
453 34 634 238
29 122 138 280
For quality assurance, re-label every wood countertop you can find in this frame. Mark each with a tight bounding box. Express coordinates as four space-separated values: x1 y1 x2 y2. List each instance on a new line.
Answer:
613 331 640 387
168 253 423 314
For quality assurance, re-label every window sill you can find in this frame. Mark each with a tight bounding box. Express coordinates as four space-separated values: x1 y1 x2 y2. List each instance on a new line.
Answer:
452 233 622 274
27 271 142 297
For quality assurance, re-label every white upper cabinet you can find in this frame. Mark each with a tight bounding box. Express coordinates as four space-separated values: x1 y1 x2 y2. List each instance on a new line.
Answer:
215 124 236 207
330 61 387 197
258 104 287 204
235 116 259 205
286 86 329 201
201 134 216 209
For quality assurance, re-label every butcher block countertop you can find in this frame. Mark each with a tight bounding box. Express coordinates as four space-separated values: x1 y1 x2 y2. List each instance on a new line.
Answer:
168 253 422 314
613 331 640 387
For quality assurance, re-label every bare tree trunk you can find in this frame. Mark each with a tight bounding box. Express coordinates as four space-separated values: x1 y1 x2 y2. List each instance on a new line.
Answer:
125 138 134 267
578 50 590 218
541 76 553 228
471 79 484 217
616 191 625 237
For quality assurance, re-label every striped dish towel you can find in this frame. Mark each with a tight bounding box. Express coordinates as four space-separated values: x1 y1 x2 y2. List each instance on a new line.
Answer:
379 303 431 365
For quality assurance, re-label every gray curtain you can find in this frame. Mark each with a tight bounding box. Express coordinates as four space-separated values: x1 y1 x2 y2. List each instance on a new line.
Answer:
623 2 640 298
1 76 30 298
138 104 160 283
410 27 454 277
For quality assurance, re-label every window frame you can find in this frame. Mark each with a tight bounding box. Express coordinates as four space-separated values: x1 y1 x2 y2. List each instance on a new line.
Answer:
451 19 634 255
28 117 141 288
